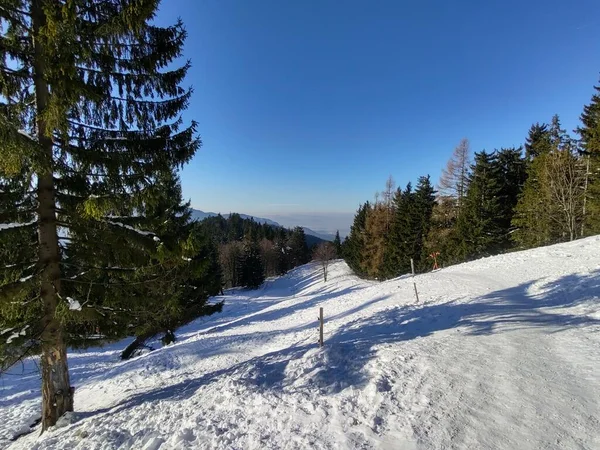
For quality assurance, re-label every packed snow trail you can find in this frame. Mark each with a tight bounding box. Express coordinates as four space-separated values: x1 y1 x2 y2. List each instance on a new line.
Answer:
1 237 600 449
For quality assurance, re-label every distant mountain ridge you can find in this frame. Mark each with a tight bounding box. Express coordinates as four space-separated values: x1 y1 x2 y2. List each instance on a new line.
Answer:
190 210 281 228
190 209 334 242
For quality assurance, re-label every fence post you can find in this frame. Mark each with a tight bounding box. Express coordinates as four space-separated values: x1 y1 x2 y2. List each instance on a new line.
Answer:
411 258 420 303
319 307 324 347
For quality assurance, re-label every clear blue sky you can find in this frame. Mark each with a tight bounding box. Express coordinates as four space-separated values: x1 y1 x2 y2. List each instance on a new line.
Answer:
156 0 600 220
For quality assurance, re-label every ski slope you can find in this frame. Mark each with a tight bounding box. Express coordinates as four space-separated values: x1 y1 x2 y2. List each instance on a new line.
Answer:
2 237 600 449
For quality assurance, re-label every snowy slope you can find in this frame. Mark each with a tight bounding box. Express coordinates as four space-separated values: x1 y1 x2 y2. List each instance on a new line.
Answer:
2 237 600 449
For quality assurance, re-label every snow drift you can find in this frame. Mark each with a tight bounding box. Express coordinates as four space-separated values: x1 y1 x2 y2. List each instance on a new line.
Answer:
2 236 600 449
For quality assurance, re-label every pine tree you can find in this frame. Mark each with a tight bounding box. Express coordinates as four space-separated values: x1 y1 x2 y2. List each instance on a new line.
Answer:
513 124 554 248
383 183 414 278
344 203 370 276
333 230 342 256
576 77 600 235
287 227 309 268
412 175 436 269
0 169 39 370
495 147 527 250
0 1 198 428
524 123 552 161
454 151 503 259
239 238 265 289
115 172 223 359
384 177 435 276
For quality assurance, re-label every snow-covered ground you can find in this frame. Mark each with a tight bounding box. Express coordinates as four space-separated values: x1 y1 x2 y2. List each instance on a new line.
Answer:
2 237 600 449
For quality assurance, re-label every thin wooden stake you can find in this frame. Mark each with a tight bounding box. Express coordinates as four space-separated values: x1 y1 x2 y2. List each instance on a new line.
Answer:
411 258 420 303
319 307 324 347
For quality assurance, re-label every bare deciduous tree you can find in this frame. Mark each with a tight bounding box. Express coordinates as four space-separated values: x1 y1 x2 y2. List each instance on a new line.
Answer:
313 242 337 282
438 138 471 213
581 155 591 237
219 241 243 288
382 175 396 231
544 150 587 242
259 238 279 277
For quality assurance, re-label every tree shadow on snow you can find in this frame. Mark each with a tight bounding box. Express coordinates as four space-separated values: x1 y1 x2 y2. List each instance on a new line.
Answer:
232 270 600 394
67 270 600 424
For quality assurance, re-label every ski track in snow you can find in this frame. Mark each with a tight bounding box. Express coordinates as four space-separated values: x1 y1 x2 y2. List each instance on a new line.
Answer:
1 237 600 449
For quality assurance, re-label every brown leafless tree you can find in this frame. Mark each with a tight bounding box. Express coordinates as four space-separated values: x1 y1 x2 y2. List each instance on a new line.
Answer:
313 242 337 282
259 238 279 277
545 150 587 242
219 241 243 288
438 138 471 213
382 175 396 231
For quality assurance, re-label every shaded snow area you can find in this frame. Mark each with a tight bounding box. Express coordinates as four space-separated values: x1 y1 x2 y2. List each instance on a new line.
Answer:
2 237 600 449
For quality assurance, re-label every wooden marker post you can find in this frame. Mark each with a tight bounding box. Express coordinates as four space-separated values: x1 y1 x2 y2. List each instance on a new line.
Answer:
410 258 420 303
319 307 324 348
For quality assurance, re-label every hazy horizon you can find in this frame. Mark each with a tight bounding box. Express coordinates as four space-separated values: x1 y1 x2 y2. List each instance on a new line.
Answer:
189 205 354 237
156 0 600 223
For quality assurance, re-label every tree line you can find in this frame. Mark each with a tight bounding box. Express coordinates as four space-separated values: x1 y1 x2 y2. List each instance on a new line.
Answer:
343 84 600 278
200 214 311 290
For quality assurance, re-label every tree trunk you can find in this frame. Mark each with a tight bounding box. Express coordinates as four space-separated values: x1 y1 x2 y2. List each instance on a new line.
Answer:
581 155 590 237
121 331 157 360
32 0 73 430
161 330 176 346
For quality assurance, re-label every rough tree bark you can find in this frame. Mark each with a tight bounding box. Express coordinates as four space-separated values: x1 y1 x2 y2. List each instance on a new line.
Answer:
32 0 74 430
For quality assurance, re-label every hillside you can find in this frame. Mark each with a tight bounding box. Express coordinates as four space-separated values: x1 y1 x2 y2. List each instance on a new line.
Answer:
190 209 334 242
2 237 600 449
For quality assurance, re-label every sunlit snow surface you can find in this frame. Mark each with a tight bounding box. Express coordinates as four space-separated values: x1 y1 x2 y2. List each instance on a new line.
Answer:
2 237 600 449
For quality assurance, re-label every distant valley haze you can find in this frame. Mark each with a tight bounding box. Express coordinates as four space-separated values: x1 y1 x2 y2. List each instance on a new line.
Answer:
168 0 600 245
190 208 351 239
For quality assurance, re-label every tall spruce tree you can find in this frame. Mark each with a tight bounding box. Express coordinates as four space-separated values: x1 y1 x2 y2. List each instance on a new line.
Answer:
576 78 600 235
524 123 552 161
384 183 414 277
115 172 223 360
513 123 554 248
239 237 265 289
454 151 503 259
0 1 198 428
384 177 435 276
287 227 309 268
344 203 370 276
333 230 342 256
495 147 527 250
412 175 436 269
